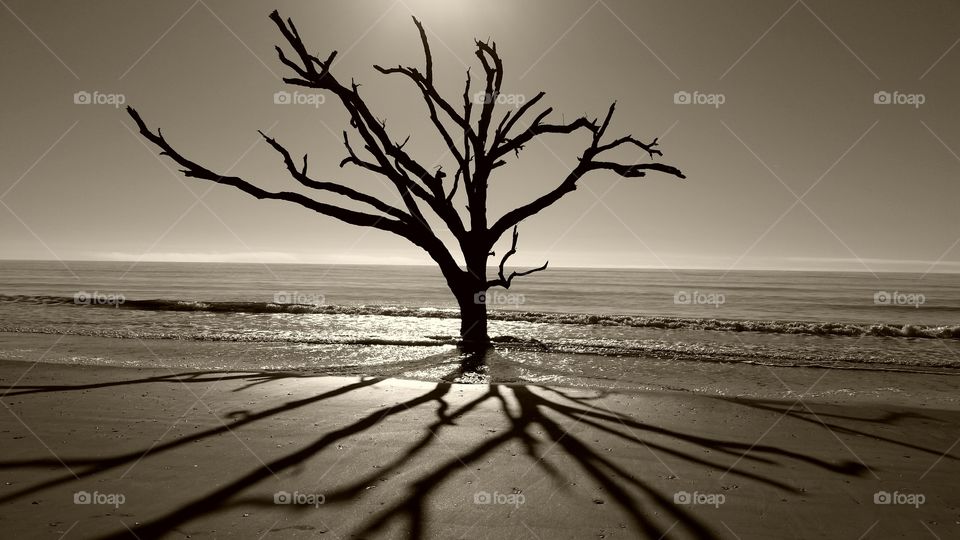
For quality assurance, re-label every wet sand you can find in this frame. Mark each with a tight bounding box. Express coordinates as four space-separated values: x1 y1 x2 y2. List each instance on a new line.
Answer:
3 332 960 408
1 357 959 539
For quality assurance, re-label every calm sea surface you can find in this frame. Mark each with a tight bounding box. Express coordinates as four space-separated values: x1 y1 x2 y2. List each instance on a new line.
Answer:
2 261 959 387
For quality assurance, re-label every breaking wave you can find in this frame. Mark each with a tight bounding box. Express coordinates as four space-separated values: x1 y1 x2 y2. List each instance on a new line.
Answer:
3 294 959 340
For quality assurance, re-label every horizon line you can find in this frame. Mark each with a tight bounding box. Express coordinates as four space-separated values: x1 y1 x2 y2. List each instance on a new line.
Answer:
2 257 959 275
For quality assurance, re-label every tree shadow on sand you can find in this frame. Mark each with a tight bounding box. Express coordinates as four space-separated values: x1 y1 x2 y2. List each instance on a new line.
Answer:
1 349 954 539
0 369 319 397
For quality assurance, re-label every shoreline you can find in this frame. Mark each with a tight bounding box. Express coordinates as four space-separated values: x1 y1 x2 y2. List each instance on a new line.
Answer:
1 358 959 538
6 295 960 339
3 331 960 411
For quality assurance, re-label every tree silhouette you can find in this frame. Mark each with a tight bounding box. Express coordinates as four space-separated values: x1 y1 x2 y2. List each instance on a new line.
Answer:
127 10 685 350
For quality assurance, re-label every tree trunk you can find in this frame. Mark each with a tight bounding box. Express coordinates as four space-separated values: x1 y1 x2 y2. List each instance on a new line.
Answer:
453 244 490 351
456 288 489 351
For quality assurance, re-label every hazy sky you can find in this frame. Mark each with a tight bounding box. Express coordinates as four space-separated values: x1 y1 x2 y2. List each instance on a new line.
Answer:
2 0 959 273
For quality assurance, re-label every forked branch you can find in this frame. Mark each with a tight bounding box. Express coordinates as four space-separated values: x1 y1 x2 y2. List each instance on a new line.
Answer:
258 130 409 222
487 102 685 247
126 107 411 237
487 226 549 289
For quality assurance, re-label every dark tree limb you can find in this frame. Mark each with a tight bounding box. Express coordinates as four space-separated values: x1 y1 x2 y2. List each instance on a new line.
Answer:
461 68 475 193
493 91 545 149
488 102 685 247
268 12 467 241
488 165 588 248
339 131 386 176
492 113 597 161
592 135 662 159
373 63 480 153
587 160 686 178
374 18 467 181
412 17 433 83
127 107 410 236
474 39 503 151
486 226 549 289
447 167 461 203
258 130 410 222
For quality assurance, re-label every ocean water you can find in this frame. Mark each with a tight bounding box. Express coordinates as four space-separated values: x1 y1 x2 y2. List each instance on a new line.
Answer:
1 260 960 388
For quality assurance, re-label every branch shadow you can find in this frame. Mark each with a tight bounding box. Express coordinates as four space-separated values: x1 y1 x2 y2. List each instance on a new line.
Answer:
2 350 950 539
0 369 316 397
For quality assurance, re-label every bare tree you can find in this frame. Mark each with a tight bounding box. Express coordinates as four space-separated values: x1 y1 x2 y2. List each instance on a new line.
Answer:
127 10 685 351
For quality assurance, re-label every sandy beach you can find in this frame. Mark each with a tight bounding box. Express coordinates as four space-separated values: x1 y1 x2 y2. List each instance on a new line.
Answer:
4 0 960 537
1 355 958 539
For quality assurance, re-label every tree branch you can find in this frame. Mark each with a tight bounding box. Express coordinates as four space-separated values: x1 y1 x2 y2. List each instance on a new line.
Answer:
488 164 588 247
461 68 475 195
127 106 409 236
474 40 503 151
339 131 387 176
373 64 480 153
269 11 467 240
488 102 684 246
587 161 686 178
493 91 545 149
258 130 411 222
492 113 597 161
486 226 548 288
